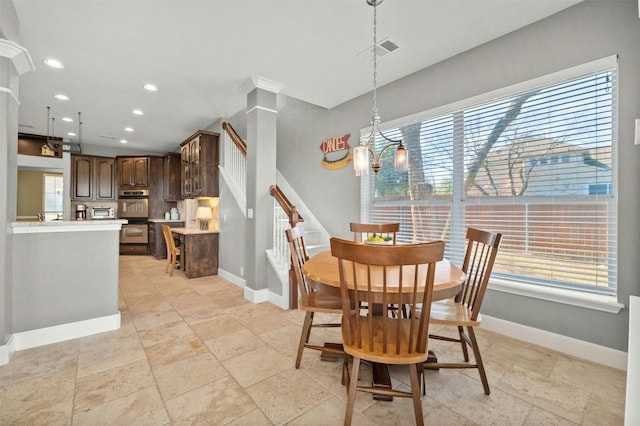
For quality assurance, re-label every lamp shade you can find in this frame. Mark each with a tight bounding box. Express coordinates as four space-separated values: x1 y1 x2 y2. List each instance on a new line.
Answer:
353 145 370 176
394 144 408 172
196 206 212 219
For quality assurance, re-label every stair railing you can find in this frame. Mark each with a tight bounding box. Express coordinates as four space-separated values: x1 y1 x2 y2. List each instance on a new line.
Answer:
269 184 304 309
221 122 247 202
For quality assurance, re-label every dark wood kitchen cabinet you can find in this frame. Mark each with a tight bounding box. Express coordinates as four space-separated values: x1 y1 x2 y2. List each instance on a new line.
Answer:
163 152 181 201
71 155 116 201
171 228 219 278
181 130 219 198
117 156 149 189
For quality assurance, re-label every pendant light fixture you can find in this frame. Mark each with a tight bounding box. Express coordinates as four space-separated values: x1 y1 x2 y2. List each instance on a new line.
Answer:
353 0 408 176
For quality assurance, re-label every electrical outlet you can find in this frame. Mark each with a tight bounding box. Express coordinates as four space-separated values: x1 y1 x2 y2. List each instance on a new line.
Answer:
248 208 253 219
240 266 244 276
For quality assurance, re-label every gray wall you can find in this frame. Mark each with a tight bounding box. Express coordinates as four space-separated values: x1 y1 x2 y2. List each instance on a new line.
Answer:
209 111 247 282
274 0 640 352
12 230 120 332
17 170 44 217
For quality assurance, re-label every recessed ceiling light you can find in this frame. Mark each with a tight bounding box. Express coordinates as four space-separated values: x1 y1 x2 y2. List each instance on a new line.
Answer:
132 109 144 115
120 139 128 144
124 127 134 132
54 94 69 101
143 83 158 92
67 132 76 136
43 58 64 69
62 117 73 122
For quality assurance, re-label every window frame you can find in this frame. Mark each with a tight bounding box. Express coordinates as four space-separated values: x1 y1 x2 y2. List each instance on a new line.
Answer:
360 55 623 313
43 173 64 221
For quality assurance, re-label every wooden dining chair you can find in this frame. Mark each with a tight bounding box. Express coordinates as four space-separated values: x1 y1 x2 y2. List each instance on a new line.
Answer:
161 224 181 276
351 222 405 317
421 227 502 395
350 222 399 244
286 225 347 381
330 237 445 426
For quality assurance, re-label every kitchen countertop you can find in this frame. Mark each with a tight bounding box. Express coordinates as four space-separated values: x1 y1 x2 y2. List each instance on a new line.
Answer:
11 219 127 234
170 227 218 235
148 219 185 223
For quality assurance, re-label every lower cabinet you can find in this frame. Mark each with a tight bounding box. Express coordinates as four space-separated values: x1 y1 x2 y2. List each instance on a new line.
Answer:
178 232 219 279
149 220 184 259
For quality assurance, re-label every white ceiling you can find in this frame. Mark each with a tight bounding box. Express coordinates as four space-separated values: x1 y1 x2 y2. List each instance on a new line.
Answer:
12 0 583 155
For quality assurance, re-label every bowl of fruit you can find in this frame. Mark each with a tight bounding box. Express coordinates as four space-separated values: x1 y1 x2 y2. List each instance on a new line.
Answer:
365 233 393 245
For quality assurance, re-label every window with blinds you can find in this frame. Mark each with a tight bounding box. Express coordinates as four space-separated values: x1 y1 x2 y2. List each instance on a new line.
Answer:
43 173 64 221
361 57 617 296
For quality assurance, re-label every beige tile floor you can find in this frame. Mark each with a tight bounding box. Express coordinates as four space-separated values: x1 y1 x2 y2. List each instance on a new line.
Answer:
0 255 627 425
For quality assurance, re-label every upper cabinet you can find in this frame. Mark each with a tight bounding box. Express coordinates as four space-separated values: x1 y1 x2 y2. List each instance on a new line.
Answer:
71 155 116 201
181 131 219 198
117 157 149 189
163 153 181 201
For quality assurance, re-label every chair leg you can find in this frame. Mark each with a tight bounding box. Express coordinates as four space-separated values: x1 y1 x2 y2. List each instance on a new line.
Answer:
342 354 350 386
168 254 175 277
459 325 469 362
468 326 490 395
409 363 425 426
417 362 425 396
295 312 314 369
344 357 360 426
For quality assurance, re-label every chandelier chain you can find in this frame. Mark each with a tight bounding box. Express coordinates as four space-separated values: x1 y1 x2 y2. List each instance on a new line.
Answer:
371 2 378 121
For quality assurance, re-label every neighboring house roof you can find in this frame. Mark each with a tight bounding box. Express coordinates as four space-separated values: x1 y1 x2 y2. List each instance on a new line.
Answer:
467 138 612 197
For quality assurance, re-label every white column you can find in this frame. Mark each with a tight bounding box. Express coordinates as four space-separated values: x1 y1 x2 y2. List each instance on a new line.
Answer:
0 33 36 364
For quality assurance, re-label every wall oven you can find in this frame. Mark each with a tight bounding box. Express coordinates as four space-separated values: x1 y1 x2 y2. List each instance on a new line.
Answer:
118 190 149 219
120 223 149 244
118 189 149 253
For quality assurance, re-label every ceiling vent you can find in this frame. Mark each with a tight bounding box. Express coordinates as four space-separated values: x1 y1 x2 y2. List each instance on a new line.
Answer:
358 37 399 62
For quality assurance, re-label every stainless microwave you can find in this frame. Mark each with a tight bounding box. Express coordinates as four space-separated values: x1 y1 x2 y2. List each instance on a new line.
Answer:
91 206 116 220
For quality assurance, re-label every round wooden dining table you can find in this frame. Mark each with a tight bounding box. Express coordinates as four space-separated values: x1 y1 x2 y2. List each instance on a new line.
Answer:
302 250 465 300
302 249 466 401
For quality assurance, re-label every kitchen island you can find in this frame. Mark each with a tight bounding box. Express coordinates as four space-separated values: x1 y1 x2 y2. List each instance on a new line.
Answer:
170 227 219 278
10 220 126 350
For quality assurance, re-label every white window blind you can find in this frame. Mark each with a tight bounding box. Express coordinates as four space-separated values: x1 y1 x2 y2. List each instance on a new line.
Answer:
361 57 617 296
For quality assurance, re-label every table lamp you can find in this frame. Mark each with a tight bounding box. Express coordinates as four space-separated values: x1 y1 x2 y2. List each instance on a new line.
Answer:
196 206 212 230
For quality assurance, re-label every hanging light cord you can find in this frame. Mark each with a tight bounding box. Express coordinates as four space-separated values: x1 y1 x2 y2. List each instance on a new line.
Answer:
371 0 379 123
366 0 401 147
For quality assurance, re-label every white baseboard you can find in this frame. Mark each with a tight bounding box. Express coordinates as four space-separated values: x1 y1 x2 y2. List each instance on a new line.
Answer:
243 285 287 310
482 314 627 370
0 312 121 366
220 267 288 310
244 286 269 303
217 268 246 288
268 291 287 310
0 334 16 366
